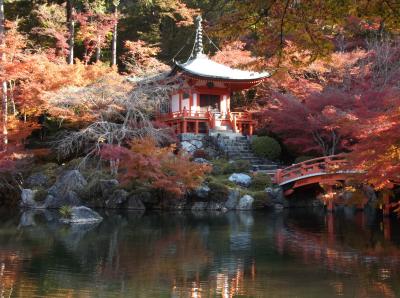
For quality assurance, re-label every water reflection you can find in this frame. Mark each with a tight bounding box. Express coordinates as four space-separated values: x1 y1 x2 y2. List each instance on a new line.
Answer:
0 208 399 297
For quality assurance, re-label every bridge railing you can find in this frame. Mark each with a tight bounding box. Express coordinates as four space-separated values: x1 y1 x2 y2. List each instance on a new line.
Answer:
275 154 348 185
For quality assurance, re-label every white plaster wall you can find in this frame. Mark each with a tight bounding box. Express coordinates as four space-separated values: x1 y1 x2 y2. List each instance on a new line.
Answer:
171 94 180 112
182 98 190 110
192 93 198 111
220 95 227 113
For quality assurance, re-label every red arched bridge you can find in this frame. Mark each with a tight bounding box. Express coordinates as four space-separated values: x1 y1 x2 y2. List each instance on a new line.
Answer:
273 155 399 214
275 155 353 189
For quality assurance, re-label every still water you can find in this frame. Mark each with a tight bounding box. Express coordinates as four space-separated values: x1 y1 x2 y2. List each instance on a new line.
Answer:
0 208 399 298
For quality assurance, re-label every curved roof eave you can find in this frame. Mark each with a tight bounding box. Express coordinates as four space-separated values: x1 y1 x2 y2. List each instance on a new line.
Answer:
171 57 271 83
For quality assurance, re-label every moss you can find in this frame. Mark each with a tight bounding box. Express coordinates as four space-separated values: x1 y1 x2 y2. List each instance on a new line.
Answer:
247 190 273 209
33 188 48 202
249 172 272 191
224 160 251 173
211 159 251 175
207 177 230 201
79 170 115 202
252 136 281 160
37 162 60 185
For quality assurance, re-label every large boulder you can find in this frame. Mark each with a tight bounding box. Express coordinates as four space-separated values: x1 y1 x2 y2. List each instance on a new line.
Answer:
237 195 254 210
207 202 226 211
60 206 103 224
44 191 81 209
225 189 240 210
127 195 146 210
192 202 208 211
265 187 288 206
228 173 252 187
194 184 210 199
181 141 197 154
105 189 129 208
48 170 87 197
20 189 38 209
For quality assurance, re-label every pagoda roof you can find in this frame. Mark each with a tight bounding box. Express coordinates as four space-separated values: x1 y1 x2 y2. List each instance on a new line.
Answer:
173 54 270 83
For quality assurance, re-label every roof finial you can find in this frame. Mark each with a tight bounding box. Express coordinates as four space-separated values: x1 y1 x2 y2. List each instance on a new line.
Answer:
193 15 204 58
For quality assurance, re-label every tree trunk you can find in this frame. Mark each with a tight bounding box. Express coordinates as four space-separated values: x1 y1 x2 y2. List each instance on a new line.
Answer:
67 0 75 64
96 36 101 62
0 0 7 149
111 5 118 67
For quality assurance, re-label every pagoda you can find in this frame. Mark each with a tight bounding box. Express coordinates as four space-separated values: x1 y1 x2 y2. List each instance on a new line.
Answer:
157 16 270 136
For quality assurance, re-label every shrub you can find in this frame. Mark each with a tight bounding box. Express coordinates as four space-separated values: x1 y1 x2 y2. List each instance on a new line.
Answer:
251 136 281 160
294 156 315 163
250 190 272 209
250 173 272 191
59 205 72 218
208 178 230 201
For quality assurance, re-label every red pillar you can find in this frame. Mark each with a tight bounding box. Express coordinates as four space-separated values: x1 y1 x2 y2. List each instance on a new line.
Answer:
249 124 253 136
195 121 199 134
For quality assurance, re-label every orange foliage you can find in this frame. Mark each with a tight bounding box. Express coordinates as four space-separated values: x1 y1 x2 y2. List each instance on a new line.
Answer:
101 138 211 196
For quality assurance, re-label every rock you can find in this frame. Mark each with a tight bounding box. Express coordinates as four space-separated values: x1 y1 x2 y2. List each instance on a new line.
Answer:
228 173 252 187
105 189 129 208
127 195 146 210
48 170 87 197
265 187 286 205
44 190 81 209
19 210 36 227
60 206 103 224
181 141 197 153
237 195 254 210
204 147 218 159
193 158 210 164
194 184 210 199
25 172 49 188
20 189 38 209
192 202 208 211
225 189 240 209
207 202 224 210
166 199 187 210
99 179 119 197
191 140 203 149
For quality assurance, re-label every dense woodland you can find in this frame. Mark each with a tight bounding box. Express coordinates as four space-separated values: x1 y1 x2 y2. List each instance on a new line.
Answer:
0 0 399 207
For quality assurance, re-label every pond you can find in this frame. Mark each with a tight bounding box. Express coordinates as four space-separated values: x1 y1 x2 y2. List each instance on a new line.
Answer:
0 208 399 297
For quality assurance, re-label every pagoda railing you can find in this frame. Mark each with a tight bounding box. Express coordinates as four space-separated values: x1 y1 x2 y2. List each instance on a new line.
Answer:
156 111 209 121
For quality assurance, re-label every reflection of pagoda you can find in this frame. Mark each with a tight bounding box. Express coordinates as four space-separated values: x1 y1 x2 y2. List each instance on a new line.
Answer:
157 16 270 136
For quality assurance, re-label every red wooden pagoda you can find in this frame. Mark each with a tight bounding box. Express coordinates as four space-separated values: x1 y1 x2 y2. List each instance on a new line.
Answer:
157 16 270 135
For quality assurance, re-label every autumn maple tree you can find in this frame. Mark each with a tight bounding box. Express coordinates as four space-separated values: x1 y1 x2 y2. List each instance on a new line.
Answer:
101 138 210 197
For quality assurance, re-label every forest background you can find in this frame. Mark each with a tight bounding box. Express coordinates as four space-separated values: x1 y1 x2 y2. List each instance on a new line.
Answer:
0 0 399 206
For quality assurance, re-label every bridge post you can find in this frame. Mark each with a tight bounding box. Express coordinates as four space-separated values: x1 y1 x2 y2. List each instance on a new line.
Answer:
325 184 335 212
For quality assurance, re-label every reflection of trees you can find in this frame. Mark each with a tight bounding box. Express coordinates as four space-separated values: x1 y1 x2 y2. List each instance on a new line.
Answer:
271 210 400 298
1 209 400 297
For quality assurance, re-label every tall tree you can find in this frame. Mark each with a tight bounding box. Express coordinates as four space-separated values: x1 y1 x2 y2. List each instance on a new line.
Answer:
0 0 7 148
67 0 75 64
111 0 119 67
